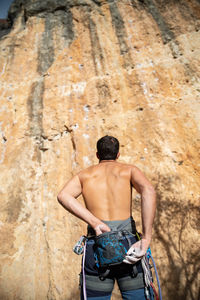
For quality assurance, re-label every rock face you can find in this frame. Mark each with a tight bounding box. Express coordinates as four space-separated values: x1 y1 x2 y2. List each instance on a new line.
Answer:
0 0 200 299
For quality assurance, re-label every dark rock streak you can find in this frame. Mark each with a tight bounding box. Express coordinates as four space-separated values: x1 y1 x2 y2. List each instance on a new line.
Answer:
108 0 134 70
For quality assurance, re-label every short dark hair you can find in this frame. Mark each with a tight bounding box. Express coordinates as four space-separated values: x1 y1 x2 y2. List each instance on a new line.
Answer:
97 135 119 161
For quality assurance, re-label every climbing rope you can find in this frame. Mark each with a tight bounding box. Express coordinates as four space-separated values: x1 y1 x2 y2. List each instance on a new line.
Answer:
82 240 87 300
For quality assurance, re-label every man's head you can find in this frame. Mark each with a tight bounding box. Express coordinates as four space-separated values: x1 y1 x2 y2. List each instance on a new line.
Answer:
96 135 120 161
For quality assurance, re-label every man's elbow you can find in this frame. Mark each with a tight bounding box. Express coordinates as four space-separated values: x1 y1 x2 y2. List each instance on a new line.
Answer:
143 184 156 197
57 191 65 204
149 185 156 194
57 192 69 212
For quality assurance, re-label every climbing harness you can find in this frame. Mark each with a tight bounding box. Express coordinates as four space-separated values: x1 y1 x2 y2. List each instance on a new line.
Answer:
73 221 162 300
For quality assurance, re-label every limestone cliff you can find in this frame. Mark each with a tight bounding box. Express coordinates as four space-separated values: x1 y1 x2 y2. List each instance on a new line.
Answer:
0 0 199 299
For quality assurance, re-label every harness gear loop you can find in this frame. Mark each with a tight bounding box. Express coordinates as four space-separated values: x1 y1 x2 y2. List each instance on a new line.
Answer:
73 236 87 255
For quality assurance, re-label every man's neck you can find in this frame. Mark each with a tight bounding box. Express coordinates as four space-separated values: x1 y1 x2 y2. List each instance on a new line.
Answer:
99 159 117 164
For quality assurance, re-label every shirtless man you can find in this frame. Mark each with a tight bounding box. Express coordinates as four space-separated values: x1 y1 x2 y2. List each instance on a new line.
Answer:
57 135 156 300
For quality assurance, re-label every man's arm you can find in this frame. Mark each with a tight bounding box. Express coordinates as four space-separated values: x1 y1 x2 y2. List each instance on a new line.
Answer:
124 166 156 264
57 174 110 235
131 166 156 241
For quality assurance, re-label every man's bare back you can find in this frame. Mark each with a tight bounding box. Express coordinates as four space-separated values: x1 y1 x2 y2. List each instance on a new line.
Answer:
78 161 133 221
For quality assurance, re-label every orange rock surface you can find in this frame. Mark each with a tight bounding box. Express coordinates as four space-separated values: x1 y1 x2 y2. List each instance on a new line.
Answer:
0 0 199 299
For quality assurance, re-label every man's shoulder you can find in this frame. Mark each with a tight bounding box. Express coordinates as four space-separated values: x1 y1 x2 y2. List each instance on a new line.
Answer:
116 162 141 177
77 164 98 178
116 161 138 170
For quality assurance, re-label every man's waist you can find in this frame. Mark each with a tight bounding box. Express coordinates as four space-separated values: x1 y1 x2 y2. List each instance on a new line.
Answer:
87 216 136 236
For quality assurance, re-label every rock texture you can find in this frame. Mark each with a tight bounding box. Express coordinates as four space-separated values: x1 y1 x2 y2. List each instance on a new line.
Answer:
0 0 200 299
